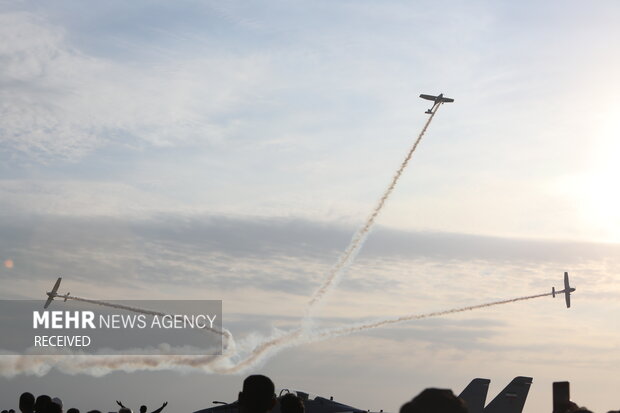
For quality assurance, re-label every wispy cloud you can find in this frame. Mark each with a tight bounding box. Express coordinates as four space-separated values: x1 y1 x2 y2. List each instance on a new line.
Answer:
0 11 273 161
2 215 618 303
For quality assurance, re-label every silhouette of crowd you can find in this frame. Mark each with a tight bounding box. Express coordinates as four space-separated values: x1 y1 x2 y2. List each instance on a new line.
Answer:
1 391 168 413
2 375 618 413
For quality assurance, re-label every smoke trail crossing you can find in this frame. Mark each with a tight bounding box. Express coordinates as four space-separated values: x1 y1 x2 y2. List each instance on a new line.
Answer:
227 292 555 372
306 106 441 312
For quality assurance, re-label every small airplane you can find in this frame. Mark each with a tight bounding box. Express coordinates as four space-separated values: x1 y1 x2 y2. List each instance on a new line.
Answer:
419 93 454 114
552 272 576 308
44 277 70 309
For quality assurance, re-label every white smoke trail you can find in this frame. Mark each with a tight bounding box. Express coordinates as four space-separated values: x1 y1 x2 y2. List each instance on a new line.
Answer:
64 295 234 345
66 295 167 317
0 104 457 378
306 106 441 315
0 292 553 377
226 292 556 372
312 292 554 340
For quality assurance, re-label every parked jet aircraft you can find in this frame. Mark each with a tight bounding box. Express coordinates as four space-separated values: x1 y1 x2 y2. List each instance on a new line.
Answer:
193 390 364 413
193 377 532 413
44 277 70 309
552 272 576 308
419 93 454 114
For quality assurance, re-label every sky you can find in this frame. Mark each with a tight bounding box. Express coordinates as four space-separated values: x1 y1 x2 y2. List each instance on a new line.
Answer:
1 0 620 412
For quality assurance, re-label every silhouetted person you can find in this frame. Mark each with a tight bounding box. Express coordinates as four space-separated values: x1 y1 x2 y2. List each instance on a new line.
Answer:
66 409 80 413
86 410 101 413
19 392 35 413
138 403 167 413
118 408 132 413
50 398 62 413
279 393 304 413
400 388 468 413
34 395 52 413
2 409 9 413
238 375 277 413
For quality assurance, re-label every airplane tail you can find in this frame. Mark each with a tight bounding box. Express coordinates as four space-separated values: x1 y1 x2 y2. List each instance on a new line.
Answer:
483 376 532 413
458 378 490 413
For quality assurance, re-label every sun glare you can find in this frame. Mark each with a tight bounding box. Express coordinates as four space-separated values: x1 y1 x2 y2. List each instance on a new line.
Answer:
577 116 620 243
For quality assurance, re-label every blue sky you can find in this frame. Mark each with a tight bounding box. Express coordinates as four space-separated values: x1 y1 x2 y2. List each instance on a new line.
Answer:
1 1 620 412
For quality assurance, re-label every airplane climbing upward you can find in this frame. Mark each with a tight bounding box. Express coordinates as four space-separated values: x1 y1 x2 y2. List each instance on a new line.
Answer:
419 93 454 114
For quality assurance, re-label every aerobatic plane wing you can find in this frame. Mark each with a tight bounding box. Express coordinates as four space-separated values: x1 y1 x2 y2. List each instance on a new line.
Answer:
419 94 438 101
51 277 62 295
44 277 62 309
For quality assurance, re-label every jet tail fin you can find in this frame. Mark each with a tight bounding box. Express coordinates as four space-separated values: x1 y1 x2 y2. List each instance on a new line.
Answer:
459 378 490 413
483 376 532 413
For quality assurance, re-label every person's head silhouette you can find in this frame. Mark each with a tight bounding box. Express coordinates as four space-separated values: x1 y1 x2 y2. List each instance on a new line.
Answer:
400 388 468 413
19 392 35 413
34 395 52 413
279 393 304 413
238 375 276 413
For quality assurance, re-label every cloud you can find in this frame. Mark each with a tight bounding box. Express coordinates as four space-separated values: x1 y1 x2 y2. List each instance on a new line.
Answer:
0 11 273 161
2 214 618 306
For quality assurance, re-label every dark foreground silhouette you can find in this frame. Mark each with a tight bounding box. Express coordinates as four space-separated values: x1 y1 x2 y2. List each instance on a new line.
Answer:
3 376 617 413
